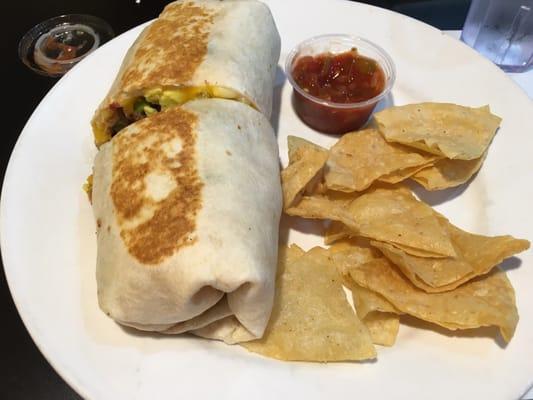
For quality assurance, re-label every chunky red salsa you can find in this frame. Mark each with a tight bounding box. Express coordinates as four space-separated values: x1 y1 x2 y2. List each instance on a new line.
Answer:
290 49 387 134
293 49 385 103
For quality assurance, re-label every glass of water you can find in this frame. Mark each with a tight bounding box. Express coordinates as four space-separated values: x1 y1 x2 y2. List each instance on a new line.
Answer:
461 0 533 72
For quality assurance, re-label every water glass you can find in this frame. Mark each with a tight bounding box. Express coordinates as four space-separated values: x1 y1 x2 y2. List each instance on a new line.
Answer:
461 0 533 72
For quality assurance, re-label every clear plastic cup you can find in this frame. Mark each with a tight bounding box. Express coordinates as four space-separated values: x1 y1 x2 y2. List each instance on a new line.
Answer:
461 0 533 72
285 34 395 135
19 14 114 77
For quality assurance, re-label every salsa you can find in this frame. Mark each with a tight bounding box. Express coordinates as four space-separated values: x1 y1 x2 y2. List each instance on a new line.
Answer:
292 49 385 103
290 49 387 134
41 29 95 61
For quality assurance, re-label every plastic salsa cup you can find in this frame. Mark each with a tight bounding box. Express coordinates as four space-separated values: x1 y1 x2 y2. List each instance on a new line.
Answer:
18 14 114 77
285 34 396 135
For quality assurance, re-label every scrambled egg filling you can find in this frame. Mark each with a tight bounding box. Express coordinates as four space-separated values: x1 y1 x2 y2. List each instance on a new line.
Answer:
83 174 93 202
95 86 253 146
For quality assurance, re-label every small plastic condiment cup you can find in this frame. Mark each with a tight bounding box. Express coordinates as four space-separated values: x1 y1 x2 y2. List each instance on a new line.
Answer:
285 34 396 134
19 14 114 78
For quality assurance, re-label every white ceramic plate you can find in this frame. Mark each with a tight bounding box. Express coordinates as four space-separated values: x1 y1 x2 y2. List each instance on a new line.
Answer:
2 1 533 399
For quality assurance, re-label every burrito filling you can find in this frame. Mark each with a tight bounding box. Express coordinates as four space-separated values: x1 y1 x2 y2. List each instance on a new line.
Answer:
95 85 254 146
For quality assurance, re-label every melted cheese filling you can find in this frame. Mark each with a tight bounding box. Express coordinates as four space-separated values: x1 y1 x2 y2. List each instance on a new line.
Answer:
94 86 253 147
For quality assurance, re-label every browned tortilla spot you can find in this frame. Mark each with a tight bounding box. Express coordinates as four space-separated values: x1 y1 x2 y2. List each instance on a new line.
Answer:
120 2 215 89
111 108 203 265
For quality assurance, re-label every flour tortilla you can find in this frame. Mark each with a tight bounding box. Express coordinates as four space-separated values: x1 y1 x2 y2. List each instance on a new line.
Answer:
92 99 282 343
91 0 280 145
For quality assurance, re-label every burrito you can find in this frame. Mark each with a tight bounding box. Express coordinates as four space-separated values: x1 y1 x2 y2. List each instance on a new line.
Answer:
92 98 282 343
91 0 281 146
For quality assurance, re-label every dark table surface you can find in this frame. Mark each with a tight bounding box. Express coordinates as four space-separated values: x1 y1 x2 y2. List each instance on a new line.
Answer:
1 1 468 398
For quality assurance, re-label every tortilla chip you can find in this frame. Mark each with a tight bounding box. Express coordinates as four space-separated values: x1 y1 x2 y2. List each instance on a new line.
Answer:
374 103 501 160
312 245 400 346
287 135 316 156
381 243 456 259
328 246 400 346
281 136 328 208
411 153 486 190
371 218 529 292
372 240 470 291
285 191 354 220
350 281 400 318
361 313 400 347
328 239 382 275
243 245 376 361
281 243 305 270
343 187 456 257
324 129 437 192
347 258 519 343
324 221 352 245
291 187 456 258
379 163 437 184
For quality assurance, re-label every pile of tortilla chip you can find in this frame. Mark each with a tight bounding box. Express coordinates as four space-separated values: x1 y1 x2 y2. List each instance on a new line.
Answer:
325 103 502 191
242 102 529 362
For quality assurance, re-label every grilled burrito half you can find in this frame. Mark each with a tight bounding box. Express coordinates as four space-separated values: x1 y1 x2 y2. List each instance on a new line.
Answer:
92 99 282 343
91 0 281 146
